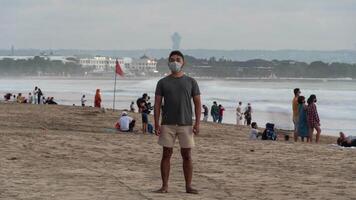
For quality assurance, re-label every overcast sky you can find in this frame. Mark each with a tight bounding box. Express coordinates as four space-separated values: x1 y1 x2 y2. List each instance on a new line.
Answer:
1 0 355 50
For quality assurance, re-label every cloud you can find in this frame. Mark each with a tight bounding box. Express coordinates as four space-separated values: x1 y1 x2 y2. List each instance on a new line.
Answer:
0 0 355 50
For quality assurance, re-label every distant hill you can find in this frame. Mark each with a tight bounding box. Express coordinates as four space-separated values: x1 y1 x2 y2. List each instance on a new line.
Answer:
0 49 355 63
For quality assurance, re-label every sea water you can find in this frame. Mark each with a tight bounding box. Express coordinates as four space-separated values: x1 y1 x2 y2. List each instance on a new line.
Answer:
1 78 355 136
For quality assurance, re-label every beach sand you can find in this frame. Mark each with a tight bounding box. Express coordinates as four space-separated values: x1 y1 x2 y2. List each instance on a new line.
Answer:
0 103 355 200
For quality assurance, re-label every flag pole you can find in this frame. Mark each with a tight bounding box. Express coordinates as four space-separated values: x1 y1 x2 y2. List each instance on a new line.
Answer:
113 67 117 111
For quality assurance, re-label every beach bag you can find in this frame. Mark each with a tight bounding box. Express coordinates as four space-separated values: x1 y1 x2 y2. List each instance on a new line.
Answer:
262 123 277 140
147 123 154 134
114 122 120 130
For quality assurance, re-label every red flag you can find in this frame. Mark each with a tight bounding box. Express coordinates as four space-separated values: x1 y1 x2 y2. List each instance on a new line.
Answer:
115 59 124 76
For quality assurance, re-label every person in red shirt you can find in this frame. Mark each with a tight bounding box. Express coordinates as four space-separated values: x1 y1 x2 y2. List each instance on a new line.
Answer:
306 94 321 143
218 104 225 123
94 89 102 108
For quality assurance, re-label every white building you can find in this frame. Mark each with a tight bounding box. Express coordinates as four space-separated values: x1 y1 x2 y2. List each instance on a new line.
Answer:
79 55 157 76
126 55 157 73
79 56 124 72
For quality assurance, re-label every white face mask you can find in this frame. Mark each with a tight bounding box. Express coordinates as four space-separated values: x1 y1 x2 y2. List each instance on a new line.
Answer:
168 61 183 73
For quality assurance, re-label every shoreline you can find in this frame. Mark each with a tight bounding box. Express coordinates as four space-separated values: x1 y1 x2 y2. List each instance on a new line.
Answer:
0 75 354 82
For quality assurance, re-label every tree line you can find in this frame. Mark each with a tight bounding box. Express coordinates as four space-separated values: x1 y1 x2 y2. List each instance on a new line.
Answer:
157 55 356 78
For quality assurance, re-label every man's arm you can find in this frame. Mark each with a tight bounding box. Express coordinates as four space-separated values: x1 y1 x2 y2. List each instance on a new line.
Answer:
193 95 201 135
154 95 162 135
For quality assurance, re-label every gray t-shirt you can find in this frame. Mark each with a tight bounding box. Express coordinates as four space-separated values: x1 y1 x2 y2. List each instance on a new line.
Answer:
155 74 200 126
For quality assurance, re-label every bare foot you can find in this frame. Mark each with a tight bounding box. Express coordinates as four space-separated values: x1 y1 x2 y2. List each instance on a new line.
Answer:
186 187 198 194
153 187 168 193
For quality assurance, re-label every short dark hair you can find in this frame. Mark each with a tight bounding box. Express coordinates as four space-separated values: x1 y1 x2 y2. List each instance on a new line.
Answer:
251 122 257 128
169 50 184 61
294 88 300 95
297 96 305 104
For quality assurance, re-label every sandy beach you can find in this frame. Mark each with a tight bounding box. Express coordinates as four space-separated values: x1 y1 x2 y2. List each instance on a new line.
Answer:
1 102 355 200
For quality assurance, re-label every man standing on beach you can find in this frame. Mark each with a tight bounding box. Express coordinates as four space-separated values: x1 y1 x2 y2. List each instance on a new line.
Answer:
154 50 201 194
211 101 219 122
292 88 301 142
236 101 243 125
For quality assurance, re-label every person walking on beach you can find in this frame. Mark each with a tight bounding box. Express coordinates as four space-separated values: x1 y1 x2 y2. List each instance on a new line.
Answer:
292 88 301 142
94 89 102 108
244 103 252 126
81 95 86 107
236 101 243 125
307 94 321 143
218 104 225 123
154 50 201 194
297 96 309 142
211 101 219 122
202 105 209 122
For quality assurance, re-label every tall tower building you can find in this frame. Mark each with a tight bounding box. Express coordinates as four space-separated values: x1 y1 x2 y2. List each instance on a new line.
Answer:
171 32 181 50
11 45 14 56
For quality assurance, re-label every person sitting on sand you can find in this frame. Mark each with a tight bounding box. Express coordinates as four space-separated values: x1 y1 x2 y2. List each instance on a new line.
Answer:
94 89 102 108
4 93 12 101
337 132 356 147
117 111 135 132
47 97 58 105
27 93 33 104
249 122 261 140
16 93 22 103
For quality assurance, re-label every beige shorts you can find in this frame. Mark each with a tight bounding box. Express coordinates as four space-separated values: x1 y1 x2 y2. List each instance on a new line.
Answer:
158 125 195 148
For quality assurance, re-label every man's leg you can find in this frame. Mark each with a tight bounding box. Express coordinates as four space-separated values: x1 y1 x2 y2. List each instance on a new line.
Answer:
180 148 198 194
293 118 298 142
156 147 173 193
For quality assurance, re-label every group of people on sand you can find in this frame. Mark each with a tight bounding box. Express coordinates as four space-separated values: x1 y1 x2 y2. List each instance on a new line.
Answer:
201 101 252 125
3 86 57 105
292 88 321 143
236 102 252 126
208 102 225 123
